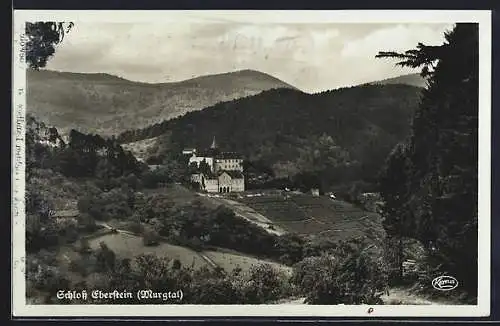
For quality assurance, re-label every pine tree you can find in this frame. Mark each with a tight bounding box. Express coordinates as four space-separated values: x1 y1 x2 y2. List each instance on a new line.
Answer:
377 23 479 296
379 143 412 280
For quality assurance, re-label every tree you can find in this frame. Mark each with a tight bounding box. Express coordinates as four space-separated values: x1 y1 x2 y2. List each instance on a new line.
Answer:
143 228 160 246
188 162 199 174
189 275 241 304
95 242 116 272
293 238 388 304
197 160 210 174
125 173 139 190
77 212 97 232
274 233 304 265
376 23 479 296
25 22 74 70
241 264 285 303
378 143 412 280
77 197 92 213
376 42 445 79
134 254 180 292
78 238 92 254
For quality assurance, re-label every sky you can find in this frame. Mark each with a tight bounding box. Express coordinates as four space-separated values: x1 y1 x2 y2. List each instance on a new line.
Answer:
45 22 454 93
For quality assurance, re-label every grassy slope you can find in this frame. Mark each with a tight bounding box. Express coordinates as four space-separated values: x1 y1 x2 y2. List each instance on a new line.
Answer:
204 250 293 275
26 69 296 136
121 137 161 162
87 233 209 270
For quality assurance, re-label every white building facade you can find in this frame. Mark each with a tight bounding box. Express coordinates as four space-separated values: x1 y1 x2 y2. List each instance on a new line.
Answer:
184 137 245 193
188 155 214 171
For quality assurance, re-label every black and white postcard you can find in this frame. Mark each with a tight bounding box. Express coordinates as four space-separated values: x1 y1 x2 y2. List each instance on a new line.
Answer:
11 10 492 318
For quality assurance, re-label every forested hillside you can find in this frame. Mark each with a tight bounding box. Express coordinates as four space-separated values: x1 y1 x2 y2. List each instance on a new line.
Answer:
118 84 422 191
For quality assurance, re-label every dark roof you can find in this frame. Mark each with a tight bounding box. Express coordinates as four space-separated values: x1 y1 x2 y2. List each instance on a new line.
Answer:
219 170 244 179
215 152 242 159
200 171 217 179
197 148 220 157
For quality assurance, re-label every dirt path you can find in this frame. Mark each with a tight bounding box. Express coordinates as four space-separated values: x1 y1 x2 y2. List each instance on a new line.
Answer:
197 194 288 236
276 288 458 306
382 287 459 305
198 252 220 269
275 297 307 304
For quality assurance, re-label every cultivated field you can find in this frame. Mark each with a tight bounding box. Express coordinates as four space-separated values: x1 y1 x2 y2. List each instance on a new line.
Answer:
142 183 219 209
199 194 288 235
239 194 384 240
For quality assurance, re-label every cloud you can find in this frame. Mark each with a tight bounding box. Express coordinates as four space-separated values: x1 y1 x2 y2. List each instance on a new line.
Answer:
341 23 454 58
45 22 452 92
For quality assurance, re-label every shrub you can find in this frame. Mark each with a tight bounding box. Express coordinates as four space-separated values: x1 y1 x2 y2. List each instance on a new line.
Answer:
143 228 160 246
240 264 287 303
293 238 388 304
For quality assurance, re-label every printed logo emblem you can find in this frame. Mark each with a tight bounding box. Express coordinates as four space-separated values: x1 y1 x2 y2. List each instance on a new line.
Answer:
432 275 458 291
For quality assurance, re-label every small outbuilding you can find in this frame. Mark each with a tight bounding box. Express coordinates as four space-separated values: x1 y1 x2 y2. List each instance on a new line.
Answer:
311 188 320 197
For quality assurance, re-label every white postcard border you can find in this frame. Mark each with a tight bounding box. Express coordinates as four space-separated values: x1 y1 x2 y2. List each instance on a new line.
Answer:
12 16 27 318
12 9 492 318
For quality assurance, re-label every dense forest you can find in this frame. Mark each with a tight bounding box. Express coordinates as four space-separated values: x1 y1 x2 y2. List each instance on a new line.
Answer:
378 23 479 297
25 115 146 252
26 115 144 182
118 83 422 191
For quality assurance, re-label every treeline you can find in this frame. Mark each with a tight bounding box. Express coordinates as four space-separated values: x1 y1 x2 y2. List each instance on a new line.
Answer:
25 116 149 252
116 83 422 189
378 24 479 297
27 235 388 305
77 185 380 268
27 121 144 180
27 184 390 304
85 190 329 266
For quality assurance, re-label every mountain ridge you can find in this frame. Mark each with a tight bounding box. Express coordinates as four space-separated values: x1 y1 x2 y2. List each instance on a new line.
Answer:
366 73 427 88
32 68 299 88
27 69 298 136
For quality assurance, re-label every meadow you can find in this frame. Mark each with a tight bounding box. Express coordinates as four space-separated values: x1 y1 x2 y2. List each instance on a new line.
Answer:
204 249 293 276
87 233 209 270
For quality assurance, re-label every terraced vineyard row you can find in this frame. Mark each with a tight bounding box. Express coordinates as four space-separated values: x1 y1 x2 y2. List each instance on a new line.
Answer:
240 196 308 222
239 194 384 239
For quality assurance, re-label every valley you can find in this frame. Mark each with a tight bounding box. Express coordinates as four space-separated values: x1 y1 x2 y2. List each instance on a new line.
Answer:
21 21 480 309
24 70 423 305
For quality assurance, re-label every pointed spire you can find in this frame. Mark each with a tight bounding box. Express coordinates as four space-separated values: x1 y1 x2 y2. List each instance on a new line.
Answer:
210 136 218 149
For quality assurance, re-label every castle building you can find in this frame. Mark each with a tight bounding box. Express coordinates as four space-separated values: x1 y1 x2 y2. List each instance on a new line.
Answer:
182 148 196 155
183 136 245 193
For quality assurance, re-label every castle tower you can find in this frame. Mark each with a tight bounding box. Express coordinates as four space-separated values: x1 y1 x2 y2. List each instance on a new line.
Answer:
210 136 218 149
